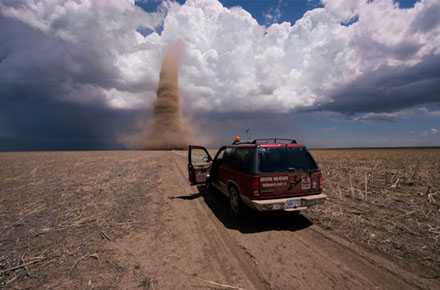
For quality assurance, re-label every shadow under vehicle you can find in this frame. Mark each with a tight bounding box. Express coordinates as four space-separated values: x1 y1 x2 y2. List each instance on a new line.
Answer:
174 185 313 234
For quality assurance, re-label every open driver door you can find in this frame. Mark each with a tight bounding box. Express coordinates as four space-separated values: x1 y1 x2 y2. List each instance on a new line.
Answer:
188 145 212 185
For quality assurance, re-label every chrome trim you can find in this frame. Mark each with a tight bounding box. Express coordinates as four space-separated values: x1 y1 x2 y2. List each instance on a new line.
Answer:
241 193 327 211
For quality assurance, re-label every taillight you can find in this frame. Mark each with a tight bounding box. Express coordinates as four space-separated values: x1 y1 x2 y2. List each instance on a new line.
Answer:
251 177 260 196
311 172 323 190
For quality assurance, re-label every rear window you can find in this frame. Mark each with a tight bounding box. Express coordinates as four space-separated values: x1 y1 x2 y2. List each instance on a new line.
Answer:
224 147 256 173
257 146 318 173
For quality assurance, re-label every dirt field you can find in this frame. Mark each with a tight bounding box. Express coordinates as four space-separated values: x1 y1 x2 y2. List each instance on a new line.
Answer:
308 149 440 278
1 149 439 289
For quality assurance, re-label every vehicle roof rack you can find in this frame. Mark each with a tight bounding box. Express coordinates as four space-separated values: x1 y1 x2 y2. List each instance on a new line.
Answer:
252 138 297 144
232 138 297 145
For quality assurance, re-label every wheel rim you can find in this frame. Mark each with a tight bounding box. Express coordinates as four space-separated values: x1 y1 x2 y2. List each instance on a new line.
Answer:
230 188 240 215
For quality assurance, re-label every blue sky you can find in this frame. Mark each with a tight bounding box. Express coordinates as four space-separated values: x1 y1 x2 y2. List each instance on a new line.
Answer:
136 1 419 24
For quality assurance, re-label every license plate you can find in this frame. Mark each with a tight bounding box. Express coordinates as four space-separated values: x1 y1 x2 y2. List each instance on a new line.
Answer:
285 199 301 209
272 204 282 210
301 176 311 190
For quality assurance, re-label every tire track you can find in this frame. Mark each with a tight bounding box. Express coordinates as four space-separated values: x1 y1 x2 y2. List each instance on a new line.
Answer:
171 153 270 290
170 151 439 290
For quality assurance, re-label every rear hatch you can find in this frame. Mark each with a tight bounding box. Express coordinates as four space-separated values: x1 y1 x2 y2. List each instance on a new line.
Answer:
256 144 321 199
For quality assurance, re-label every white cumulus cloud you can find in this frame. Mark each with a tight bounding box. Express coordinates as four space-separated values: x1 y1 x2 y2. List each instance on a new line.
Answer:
1 0 440 116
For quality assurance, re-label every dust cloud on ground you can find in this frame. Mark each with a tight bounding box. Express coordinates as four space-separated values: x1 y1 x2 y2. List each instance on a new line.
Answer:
144 41 193 150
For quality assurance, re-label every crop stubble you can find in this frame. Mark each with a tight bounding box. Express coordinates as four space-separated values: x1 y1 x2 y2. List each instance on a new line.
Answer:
308 148 440 278
0 149 439 289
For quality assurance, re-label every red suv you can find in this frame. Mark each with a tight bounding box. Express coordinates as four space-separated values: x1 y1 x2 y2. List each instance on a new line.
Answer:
188 138 326 216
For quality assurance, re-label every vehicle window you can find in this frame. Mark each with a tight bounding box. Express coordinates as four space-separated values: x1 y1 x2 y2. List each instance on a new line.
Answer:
222 148 234 168
257 147 317 172
191 148 210 165
228 148 239 169
235 148 255 173
286 147 317 171
258 147 283 172
215 148 225 161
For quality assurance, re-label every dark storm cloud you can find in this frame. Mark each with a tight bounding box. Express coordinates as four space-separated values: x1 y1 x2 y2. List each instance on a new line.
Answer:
0 96 147 151
192 111 305 147
410 1 440 33
322 53 440 115
0 16 148 150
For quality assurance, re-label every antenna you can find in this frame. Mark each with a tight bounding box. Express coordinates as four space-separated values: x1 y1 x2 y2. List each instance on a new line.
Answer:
245 128 250 141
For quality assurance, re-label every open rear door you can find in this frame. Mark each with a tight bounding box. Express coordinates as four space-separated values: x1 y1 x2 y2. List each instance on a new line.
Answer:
188 145 212 185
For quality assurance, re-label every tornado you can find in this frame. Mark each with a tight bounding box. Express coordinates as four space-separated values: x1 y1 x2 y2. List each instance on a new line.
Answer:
145 41 192 150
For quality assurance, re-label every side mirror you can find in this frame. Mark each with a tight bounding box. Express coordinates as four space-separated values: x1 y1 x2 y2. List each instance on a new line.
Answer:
203 156 211 162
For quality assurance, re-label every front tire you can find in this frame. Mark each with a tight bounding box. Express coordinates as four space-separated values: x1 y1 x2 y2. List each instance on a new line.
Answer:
229 186 242 217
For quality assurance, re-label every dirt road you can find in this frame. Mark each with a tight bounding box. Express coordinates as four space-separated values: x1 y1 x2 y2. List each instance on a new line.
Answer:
1 151 438 289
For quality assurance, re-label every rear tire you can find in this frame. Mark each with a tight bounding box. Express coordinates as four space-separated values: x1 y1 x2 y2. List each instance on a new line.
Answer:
229 186 243 217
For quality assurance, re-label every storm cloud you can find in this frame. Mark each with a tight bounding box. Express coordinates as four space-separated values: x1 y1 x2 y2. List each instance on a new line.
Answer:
1 0 440 149
0 0 160 149
323 52 440 114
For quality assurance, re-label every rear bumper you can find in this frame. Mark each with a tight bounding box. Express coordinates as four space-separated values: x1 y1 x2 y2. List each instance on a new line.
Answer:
241 193 327 212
